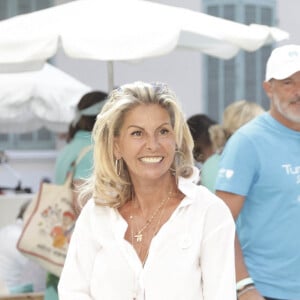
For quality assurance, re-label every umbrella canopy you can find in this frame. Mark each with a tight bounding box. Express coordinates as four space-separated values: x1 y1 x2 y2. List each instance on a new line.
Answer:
0 0 289 89
0 63 91 133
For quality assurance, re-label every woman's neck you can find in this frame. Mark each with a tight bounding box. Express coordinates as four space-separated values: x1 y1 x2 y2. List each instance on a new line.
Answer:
131 175 177 214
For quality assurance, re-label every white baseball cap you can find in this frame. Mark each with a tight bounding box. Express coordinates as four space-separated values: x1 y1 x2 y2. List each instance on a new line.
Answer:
265 44 300 81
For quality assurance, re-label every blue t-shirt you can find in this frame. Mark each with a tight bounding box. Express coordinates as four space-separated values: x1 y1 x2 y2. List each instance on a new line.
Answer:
215 113 300 299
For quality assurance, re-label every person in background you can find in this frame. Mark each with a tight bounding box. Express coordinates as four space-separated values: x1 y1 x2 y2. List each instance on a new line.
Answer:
186 114 216 168
45 90 107 300
215 44 300 300
0 200 46 294
201 100 264 192
57 81 236 300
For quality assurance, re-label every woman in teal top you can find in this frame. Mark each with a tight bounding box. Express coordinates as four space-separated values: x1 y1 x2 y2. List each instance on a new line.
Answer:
201 100 264 192
200 153 220 192
45 91 107 300
54 130 93 185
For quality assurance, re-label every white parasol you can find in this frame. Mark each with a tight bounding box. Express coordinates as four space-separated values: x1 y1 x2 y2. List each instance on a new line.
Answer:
0 0 289 90
0 63 91 133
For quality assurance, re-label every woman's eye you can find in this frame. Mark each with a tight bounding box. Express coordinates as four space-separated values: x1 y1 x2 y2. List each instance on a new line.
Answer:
131 131 142 136
160 128 169 135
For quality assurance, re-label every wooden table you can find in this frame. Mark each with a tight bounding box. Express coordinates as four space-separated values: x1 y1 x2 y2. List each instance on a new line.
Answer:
0 292 44 300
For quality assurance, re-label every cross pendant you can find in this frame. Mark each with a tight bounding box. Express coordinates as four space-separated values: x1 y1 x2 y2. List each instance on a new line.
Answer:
134 233 143 242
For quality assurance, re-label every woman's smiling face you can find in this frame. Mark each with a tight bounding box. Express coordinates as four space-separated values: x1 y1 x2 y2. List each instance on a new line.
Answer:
114 103 176 182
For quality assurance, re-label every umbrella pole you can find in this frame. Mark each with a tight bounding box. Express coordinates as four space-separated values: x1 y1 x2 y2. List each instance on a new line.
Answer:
107 61 114 92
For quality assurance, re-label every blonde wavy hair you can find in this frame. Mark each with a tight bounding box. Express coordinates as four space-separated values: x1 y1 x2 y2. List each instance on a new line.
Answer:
80 81 194 208
209 100 265 153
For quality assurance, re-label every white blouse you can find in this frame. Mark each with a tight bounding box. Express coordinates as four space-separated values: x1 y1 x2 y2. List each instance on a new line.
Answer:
58 171 236 300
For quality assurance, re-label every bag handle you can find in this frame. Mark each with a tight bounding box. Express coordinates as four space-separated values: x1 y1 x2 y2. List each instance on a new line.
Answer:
64 145 93 187
74 145 93 167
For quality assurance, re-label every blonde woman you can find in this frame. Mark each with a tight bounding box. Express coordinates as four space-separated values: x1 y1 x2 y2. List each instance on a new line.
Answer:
58 81 236 300
201 100 264 192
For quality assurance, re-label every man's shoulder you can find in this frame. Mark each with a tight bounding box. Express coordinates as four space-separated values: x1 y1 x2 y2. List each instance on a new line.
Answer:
232 113 272 142
238 113 266 132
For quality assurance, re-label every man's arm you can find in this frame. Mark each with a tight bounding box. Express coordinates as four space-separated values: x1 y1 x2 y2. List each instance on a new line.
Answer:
216 191 265 300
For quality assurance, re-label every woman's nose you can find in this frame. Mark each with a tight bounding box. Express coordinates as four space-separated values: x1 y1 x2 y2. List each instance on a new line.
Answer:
145 135 159 150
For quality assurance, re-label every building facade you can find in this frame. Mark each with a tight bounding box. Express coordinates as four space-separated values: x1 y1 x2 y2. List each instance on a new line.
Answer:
202 0 277 121
0 0 53 19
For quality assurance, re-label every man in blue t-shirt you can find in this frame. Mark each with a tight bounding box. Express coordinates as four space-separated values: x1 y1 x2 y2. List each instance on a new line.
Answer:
215 44 300 300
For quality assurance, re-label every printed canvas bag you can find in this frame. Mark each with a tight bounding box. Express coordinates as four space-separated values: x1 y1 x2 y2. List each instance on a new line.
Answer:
17 146 92 277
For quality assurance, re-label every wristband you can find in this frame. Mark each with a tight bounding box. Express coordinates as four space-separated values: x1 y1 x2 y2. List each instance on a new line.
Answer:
237 285 255 298
236 277 254 291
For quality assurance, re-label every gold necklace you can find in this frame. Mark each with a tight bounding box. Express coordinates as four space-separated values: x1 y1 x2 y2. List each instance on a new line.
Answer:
130 192 171 265
130 192 169 243
141 195 170 265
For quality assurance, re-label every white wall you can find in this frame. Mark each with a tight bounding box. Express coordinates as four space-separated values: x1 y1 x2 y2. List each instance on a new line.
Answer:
0 153 56 229
0 194 34 228
0 151 56 193
277 0 300 45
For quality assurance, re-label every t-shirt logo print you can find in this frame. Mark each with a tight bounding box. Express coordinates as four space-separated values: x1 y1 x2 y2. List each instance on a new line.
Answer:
225 169 234 179
218 168 234 179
